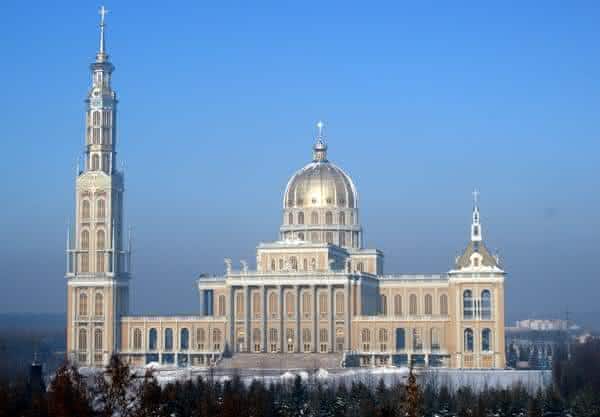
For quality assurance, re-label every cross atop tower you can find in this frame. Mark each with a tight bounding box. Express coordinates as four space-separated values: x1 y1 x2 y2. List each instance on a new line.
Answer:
99 5 108 26
97 5 109 60
316 120 324 139
472 189 480 207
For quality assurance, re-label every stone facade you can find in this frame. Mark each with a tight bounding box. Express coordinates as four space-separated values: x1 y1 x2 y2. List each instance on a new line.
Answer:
66 13 505 370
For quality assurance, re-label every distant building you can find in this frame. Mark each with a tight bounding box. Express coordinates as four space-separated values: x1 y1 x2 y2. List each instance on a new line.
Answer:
515 319 569 331
66 9 507 370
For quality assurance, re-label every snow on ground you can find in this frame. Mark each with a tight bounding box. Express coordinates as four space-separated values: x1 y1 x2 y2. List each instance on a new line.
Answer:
130 366 550 393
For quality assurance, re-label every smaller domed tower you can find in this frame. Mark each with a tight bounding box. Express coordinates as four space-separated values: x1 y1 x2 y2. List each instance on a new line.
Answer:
280 122 362 249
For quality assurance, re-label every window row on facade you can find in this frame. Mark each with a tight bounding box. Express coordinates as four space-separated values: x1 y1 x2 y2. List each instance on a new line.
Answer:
379 293 449 317
463 328 493 352
77 291 104 317
88 153 111 173
462 289 493 320
221 289 347 320
77 327 103 363
360 327 444 353
80 198 107 220
128 327 223 352
237 326 346 353
286 210 354 226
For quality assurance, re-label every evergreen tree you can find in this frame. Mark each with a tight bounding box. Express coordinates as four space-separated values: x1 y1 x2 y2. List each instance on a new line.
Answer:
135 369 162 417
47 362 92 417
94 354 137 417
403 368 423 417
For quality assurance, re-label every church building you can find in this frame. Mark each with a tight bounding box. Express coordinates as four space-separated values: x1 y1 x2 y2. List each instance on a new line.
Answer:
66 10 506 370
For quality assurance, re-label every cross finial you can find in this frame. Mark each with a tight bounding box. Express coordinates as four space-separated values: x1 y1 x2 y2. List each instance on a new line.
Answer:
99 5 108 26
472 189 480 206
316 120 324 139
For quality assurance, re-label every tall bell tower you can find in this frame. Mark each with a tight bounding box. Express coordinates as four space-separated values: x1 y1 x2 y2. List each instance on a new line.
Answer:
66 6 131 367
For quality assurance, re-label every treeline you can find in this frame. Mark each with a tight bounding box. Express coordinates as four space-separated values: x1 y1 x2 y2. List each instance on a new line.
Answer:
1 339 599 417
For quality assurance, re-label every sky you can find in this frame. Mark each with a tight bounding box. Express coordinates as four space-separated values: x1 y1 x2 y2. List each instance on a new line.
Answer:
0 1 599 322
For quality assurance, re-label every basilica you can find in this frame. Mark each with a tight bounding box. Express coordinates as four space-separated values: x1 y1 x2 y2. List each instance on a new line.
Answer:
66 11 506 370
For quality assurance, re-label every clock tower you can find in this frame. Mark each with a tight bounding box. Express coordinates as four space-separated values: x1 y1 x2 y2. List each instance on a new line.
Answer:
65 7 131 367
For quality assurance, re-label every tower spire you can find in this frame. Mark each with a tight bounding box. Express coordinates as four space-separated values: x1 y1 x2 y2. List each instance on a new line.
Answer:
312 120 328 162
97 6 109 62
471 189 482 242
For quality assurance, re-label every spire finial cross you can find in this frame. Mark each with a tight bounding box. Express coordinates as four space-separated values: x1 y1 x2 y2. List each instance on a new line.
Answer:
316 120 324 139
99 5 108 26
472 189 480 206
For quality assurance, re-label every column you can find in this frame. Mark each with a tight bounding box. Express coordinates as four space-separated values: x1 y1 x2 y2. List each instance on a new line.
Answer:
345 281 351 351
199 290 204 317
279 286 284 353
227 286 234 353
295 285 301 353
312 285 317 353
262 286 267 352
329 285 334 353
244 286 250 352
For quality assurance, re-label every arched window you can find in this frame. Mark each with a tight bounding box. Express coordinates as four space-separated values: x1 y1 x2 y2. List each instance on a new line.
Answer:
164 328 173 351
482 328 491 351
463 290 474 319
148 328 157 350
286 328 295 352
288 212 293 225
335 292 344 315
94 329 102 351
252 292 261 318
298 232 305 241
431 328 440 351
96 230 105 272
394 295 402 315
79 292 88 316
336 328 344 351
269 328 278 342
197 328 206 349
319 293 328 316
81 253 89 272
319 328 328 352
424 294 433 315
481 290 492 320
395 328 405 351
81 200 91 219
339 232 346 246
303 258 308 270
298 211 304 225
92 154 100 171
409 294 418 315
361 329 370 350
92 110 100 126
464 328 474 352
286 292 295 317
339 212 346 225
271 259 276 271
269 292 278 317
325 211 333 225
96 199 105 218
213 329 221 346
311 258 317 270
379 328 388 343
236 292 244 317
412 328 423 351
81 230 90 250
302 328 311 351
325 231 333 244
302 292 311 317
78 328 87 350
290 256 298 271
279 258 284 270
133 328 142 350
94 293 103 316
380 294 387 315
218 295 226 316
440 294 448 316
311 212 319 225
253 328 261 352
180 328 189 350
356 262 364 273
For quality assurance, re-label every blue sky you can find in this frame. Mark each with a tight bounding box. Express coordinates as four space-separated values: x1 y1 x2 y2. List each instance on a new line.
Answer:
0 1 599 321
